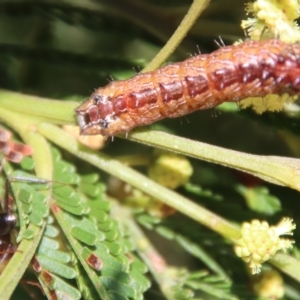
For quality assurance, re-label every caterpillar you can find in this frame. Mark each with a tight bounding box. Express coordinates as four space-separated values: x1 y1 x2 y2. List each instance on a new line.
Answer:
76 39 300 136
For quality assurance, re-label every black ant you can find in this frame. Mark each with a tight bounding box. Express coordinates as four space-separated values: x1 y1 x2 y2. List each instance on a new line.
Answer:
0 176 17 272
0 170 46 299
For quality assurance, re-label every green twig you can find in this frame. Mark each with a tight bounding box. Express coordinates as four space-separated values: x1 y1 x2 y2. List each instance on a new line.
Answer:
37 122 240 240
0 89 77 124
271 253 300 282
127 129 300 192
142 0 210 72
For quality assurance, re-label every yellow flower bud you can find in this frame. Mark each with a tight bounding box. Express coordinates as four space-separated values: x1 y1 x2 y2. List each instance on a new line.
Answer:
234 218 295 274
253 269 284 298
148 152 193 189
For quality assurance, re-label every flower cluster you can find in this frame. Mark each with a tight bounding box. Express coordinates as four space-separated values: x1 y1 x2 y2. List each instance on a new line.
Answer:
234 218 296 274
242 0 300 42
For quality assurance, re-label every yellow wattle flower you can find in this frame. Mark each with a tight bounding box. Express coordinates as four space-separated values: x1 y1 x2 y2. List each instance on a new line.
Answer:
234 218 296 274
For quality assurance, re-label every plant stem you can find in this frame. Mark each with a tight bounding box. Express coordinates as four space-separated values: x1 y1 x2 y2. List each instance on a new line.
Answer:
37 122 240 240
271 253 300 282
127 129 300 192
142 0 210 72
0 89 77 124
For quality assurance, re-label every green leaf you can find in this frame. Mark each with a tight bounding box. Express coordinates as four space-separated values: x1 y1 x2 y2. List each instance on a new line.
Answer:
236 184 282 215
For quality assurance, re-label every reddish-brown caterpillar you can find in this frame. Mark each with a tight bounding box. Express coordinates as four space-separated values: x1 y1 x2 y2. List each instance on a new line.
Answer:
76 39 300 136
